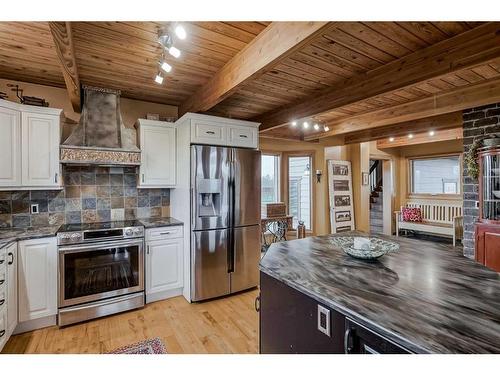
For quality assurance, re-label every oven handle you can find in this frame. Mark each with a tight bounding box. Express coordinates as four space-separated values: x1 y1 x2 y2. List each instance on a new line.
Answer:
58 239 144 254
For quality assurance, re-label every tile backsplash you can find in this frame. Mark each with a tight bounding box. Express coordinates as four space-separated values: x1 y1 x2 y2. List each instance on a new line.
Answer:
0 165 170 228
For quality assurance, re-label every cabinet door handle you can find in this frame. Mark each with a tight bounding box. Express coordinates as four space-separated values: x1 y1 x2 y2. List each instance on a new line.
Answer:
0 298 4 306
8 252 13 265
0 279 4 286
254 295 260 312
344 328 354 354
0 259 4 265
159 232 171 235
147 245 150 255
206 131 215 135
0 330 5 338
55 172 58 183
142 174 145 183
239 134 248 138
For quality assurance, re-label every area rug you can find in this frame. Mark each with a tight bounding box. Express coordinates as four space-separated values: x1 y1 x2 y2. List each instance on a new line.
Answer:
107 337 167 354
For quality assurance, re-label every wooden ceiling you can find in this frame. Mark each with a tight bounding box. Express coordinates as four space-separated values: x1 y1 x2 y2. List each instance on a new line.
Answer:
1 21 499 143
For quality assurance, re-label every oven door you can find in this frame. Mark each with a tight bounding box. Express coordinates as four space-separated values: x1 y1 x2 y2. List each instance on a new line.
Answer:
58 239 144 308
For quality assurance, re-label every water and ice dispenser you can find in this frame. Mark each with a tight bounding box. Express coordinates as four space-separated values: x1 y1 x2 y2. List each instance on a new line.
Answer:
197 178 223 217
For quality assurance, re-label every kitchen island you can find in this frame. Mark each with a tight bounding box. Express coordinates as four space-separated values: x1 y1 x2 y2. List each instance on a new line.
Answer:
259 232 500 354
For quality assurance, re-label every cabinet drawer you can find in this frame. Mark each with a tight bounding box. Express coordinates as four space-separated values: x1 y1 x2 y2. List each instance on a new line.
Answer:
0 307 6 348
146 225 183 241
0 268 5 290
0 287 5 309
228 126 258 148
191 121 227 145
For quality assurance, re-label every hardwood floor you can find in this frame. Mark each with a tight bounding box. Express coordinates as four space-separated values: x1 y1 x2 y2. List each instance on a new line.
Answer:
1 289 259 354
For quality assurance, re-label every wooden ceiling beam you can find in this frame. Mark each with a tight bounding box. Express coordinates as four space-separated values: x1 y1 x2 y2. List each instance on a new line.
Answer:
48 21 81 112
305 77 500 140
256 22 500 132
376 127 463 149
343 112 462 144
178 22 331 116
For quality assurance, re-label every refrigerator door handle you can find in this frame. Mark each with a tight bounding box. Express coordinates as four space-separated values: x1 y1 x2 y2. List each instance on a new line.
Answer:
228 148 236 273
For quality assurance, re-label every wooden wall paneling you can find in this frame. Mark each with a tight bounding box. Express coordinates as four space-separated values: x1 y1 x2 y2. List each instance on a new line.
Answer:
256 23 500 132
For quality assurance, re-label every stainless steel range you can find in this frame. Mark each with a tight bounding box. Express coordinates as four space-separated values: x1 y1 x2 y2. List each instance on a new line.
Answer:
57 221 145 326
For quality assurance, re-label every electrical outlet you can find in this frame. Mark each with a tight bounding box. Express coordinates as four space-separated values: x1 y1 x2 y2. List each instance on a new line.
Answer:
475 201 479 209
31 203 39 214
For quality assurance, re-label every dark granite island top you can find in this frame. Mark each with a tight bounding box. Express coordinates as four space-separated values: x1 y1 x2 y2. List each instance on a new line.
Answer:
138 217 183 229
259 232 500 353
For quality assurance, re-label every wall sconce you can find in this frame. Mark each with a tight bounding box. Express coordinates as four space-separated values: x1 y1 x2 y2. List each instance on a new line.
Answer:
315 169 322 183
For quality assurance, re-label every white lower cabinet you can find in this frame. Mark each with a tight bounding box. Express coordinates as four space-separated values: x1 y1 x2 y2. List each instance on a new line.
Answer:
0 241 17 352
145 226 184 303
18 237 57 323
6 242 17 337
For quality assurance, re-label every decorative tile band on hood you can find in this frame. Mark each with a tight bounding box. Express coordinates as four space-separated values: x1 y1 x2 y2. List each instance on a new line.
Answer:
60 86 141 166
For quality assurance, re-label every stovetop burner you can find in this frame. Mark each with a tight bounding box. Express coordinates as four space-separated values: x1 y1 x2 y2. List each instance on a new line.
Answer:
57 220 144 245
58 220 142 233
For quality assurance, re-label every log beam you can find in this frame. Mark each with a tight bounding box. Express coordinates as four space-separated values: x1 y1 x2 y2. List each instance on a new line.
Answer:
376 127 463 149
256 22 500 132
48 21 81 112
179 22 330 116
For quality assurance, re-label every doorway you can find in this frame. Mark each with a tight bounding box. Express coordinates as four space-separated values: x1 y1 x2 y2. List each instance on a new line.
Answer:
369 159 392 235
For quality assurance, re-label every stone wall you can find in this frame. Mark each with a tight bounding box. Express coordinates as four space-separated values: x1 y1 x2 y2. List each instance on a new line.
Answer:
462 103 500 258
0 165 170 228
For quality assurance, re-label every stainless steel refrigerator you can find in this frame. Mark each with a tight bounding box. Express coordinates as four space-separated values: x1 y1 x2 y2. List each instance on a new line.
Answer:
191 145 261 301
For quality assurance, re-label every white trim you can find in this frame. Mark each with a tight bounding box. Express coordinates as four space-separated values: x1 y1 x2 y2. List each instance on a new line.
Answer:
0 98 62 116
176 112 260 129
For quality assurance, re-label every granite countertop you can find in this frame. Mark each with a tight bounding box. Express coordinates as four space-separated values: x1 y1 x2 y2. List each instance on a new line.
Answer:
0 225 60 248
138 217 183 229
260 232 500 353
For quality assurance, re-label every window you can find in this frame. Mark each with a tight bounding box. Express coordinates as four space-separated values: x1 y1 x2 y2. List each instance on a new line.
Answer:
288 156 312 229
261 154 280 205
410 155 461 195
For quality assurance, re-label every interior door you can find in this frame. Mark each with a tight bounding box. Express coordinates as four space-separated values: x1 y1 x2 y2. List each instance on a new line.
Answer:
232 148 261 227
231 225 260 293
192 229 230 301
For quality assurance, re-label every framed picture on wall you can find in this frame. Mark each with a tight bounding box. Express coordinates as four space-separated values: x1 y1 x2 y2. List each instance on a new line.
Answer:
327 160 355 234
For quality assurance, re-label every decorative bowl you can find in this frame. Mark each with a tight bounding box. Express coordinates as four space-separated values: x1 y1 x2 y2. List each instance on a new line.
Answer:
493 191 500 199
329 236 399 260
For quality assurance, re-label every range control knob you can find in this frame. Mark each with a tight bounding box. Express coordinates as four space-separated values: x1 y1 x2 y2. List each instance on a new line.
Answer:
133 227 143 235
125 228 133 236
70 233 81 241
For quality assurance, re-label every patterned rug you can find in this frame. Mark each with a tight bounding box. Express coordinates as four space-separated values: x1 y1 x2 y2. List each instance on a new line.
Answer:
107 337 167 354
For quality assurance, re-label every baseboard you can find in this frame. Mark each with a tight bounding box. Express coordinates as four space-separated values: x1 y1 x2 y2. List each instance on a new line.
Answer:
146 287 183 304
13 315 56 335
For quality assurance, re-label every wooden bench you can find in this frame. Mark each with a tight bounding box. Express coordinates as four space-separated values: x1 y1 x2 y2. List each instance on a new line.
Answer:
395 201 463 246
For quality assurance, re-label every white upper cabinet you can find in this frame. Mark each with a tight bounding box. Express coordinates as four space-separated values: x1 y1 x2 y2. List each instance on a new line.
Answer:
21 112 60 187
137 119 176 188
0 99 62 190
180 113 260 149
0 106 21 187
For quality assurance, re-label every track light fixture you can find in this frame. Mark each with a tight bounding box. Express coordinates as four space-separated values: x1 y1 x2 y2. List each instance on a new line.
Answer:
154 73 164 84
154 24 187 83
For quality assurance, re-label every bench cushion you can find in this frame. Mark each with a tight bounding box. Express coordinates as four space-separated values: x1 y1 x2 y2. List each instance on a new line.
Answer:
402 207 422 222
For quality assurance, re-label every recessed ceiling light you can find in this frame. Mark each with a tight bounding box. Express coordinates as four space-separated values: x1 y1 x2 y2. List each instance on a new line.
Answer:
175 25 187 40
389 137 395 142
408 134 414 139
313 123 320 131
168 46 181 58
303 121 309 129
429 130 435 136
324 126 330 132
159 61 172 73
154 73 164 84
291 121 297 126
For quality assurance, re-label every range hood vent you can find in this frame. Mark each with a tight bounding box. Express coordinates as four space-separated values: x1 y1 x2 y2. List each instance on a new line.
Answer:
60 86 141 166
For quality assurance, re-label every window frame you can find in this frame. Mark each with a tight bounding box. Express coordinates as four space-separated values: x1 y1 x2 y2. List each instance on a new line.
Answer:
283 151 315 232
260 152 281 204
407 153 463 200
